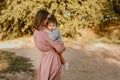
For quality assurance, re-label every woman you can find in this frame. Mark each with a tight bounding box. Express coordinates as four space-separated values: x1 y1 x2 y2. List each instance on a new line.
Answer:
33 9 65 80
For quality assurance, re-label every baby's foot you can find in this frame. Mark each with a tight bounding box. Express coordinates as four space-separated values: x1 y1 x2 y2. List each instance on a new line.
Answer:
64 62 69 70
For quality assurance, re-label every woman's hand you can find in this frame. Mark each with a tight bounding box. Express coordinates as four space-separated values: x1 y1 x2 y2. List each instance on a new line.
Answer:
54 43 66 54
61 43 66 51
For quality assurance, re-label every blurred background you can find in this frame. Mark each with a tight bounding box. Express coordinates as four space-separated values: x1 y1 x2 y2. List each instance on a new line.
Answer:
0 0 120 43
0 0 120 80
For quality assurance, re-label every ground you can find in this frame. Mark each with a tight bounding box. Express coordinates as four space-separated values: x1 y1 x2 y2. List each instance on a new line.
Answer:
0 37 120 80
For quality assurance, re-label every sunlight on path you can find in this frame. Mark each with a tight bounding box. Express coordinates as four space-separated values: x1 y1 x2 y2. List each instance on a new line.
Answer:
93 43 115 49
0 42 23 49
0 36 34 49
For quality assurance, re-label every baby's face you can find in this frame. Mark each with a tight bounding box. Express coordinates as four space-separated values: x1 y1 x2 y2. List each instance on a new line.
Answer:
47 22 56 31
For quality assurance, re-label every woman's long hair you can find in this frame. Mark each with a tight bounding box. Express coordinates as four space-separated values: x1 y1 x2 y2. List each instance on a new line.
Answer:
32 9 49 30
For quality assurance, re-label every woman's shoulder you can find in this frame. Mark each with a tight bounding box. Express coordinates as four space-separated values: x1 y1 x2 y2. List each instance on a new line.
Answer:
34 30 42 34
33 30 39 35
34 30 48 37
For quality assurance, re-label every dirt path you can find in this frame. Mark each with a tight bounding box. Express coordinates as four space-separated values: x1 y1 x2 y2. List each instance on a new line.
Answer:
0 37 120 80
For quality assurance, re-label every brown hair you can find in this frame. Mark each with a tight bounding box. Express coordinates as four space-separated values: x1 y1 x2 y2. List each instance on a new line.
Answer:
32 9 49 30
47 16 57 26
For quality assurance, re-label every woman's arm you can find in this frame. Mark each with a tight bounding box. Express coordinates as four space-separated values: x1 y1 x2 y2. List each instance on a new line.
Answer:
44 27 65 53
46 36 65 54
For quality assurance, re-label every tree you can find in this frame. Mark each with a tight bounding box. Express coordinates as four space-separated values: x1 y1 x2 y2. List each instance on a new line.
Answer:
0 0 120 40
113 0 120 14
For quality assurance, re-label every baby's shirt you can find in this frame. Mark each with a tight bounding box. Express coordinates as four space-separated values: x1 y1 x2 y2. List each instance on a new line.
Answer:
48 28 62 43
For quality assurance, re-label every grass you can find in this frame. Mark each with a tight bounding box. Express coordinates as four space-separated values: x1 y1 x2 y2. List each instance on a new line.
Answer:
63 36 120 44
97 37 120 44
0 50 35 80
0 50 33 73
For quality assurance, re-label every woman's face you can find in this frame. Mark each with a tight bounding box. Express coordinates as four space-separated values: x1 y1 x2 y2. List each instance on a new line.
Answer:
43 15 50 26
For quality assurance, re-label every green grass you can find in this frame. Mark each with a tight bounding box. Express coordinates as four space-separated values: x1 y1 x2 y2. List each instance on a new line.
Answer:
0 50 33 73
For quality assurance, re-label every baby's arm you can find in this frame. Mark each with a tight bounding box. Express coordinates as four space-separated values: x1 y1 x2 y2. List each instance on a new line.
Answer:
58 32 63 43
56 29 63 43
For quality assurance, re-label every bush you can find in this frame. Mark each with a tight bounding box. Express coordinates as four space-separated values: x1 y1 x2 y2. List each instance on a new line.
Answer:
97 19 120 41
113 0 120 14
0 0 120 40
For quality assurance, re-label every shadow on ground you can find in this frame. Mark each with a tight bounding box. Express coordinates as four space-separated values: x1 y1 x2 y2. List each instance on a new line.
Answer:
0 42 120 80
61 43 120 80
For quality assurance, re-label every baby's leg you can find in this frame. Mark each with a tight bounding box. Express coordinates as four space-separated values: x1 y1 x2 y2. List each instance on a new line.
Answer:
59 54 66 64
57 52 69 70
60 54 69 70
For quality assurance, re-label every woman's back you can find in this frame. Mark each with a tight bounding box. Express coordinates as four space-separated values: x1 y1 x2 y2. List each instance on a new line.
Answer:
33 30 53 52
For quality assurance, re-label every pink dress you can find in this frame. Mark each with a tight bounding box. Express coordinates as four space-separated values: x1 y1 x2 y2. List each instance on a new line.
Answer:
33 30 65 80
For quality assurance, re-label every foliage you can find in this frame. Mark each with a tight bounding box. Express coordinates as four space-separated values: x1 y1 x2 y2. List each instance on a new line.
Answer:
0 0 120 40
97 19 120 41
0 50 33 73
113 0 120 14
0 51 12 72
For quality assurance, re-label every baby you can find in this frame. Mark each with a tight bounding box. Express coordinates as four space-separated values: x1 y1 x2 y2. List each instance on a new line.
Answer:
46 16 69 70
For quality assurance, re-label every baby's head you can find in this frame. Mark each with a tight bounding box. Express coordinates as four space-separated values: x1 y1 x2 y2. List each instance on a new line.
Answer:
47 16 57 31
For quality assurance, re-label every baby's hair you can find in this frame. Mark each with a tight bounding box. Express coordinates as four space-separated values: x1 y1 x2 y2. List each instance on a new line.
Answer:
47 16 57 25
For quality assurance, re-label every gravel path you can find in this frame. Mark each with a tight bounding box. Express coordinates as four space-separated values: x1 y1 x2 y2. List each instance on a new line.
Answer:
0 38 120 80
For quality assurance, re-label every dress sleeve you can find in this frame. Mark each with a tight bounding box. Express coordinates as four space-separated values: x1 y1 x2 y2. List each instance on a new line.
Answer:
46 35 65 53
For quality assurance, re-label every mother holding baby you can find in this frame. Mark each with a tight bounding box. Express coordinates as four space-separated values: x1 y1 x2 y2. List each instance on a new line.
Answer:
32 9 66 80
